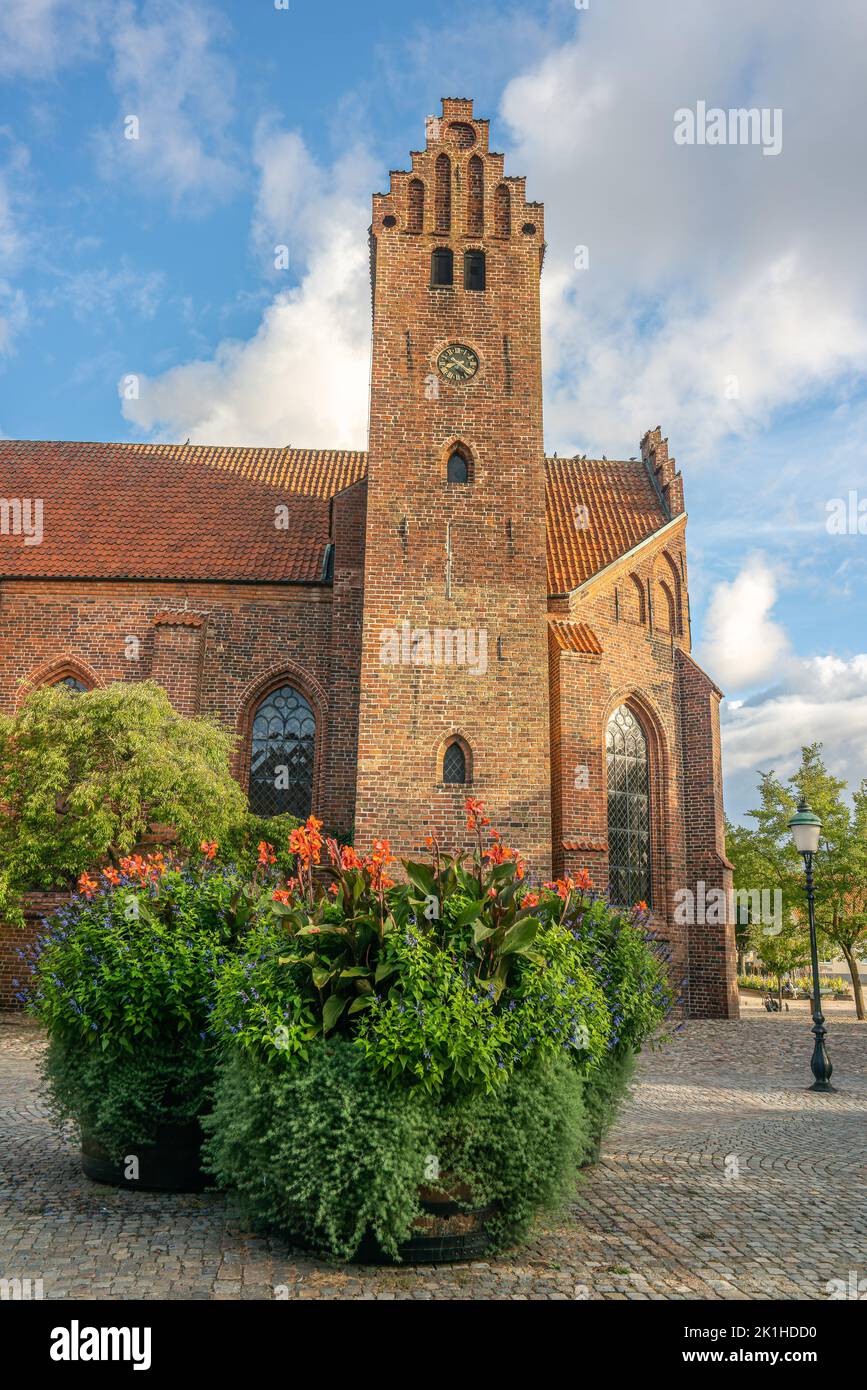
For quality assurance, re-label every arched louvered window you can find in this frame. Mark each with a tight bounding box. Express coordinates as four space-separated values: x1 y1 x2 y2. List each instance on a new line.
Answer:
442 740 467 784
494 183 511 237
606 704 652 907
431 247 454 286
435 153 451 232
467 155 483 235
249 684 315 819
407 178 424 233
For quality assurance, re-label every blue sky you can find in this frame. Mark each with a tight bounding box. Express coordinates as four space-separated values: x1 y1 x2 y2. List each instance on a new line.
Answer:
1 0 866 820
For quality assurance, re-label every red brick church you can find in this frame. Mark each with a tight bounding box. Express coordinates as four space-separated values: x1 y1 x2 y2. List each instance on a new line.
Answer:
0 99 738 1018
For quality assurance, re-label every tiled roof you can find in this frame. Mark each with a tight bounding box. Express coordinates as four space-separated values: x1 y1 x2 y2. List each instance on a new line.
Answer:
116 442 368 499
0 440 338 583
545 456 669 596
548 619 603 655
0 441 671 590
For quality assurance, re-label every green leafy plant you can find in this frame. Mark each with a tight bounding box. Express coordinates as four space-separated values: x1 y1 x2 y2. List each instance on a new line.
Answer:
203 1038 593 1261
26 860 244 1156
0 681 246 924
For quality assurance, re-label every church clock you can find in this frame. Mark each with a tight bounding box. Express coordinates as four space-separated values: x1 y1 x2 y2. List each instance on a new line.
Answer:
436 343 479 382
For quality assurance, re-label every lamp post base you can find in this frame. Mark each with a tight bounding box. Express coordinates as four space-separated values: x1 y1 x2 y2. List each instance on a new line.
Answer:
809 1012 836 1093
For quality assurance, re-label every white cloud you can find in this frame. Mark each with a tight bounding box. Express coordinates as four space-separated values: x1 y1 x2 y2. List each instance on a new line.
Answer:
699 554 791 692
120 124 374 447
94 0 241 211
499 0 867 458
721 654 867 817
0 0 107 79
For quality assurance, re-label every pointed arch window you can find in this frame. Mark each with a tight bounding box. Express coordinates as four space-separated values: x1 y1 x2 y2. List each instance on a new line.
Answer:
55 676 88 693
447 449 470 484
249 684 315 819
442 740 467 784
606 704 652 907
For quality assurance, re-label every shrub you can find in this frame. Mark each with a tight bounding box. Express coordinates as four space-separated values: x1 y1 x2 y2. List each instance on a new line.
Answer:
203 1039 431 1261
0 681 246 924
203 1039 591 1261
26 857 244 1157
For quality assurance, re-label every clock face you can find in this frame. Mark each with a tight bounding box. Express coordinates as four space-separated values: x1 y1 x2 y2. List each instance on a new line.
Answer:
437 343 479 383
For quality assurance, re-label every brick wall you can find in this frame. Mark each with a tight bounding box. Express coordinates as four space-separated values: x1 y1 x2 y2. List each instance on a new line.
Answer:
0 573 362 839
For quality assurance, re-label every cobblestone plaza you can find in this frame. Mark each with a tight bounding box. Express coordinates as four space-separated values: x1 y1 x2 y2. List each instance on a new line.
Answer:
2 1011 864 1302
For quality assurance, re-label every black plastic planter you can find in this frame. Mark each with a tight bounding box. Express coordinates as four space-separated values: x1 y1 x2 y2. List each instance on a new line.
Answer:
81 1121 211 1193
354 1182 498 1265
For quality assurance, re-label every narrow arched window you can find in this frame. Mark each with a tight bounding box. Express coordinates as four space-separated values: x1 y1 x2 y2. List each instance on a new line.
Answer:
442 740 467 784
464 250 485 292
431 247 453 287
407 178 424 233
447 450 469 484
606 704 651 907
494 183 511 237
435 153 451 232
467 155 483 235
249 684 315 819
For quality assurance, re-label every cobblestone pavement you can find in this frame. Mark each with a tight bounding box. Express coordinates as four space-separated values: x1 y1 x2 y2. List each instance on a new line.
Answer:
1 1012 864 1301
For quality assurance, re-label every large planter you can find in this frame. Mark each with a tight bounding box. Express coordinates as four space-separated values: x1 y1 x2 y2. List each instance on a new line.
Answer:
81 1121 211 1193
354 1180 497 1265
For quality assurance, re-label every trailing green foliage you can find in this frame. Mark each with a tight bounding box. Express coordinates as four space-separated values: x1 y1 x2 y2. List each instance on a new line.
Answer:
43 1029 212 1159
580 1047 637 1161
203 1039 593 1261
202 1040 430 1261
0 681 246 924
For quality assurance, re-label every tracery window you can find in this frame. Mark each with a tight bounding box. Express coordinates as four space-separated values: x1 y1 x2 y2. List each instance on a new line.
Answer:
606 704 652 907
249 684 315 819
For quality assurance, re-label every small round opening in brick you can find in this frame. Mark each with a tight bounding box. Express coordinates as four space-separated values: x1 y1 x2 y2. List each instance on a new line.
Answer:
447 122 476 148
521 222 537 235
382 214 397 228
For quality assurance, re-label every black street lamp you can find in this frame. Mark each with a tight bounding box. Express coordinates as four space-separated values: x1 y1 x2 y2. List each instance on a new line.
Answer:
787 798 836 1092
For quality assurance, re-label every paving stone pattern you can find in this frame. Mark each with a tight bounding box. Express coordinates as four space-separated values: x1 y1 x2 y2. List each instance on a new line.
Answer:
1 1014 864 1301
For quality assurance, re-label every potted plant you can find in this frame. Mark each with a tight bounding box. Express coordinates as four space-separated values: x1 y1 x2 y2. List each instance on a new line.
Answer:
25 850 273 1192
204 803 672 1261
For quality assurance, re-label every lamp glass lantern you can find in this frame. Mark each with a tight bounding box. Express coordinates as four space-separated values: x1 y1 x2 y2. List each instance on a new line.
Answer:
788 799 821 855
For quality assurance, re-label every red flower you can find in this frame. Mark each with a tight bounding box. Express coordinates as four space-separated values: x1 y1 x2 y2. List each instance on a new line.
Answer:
257 840 276 867
272 888 293 906
200 841 218 861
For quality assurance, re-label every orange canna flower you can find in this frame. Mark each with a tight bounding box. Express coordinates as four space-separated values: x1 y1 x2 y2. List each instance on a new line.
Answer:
521 891 540 908
272 888 293 905
257 840 277 866
78 872 98 899
200 841 218 861
102 867 121 886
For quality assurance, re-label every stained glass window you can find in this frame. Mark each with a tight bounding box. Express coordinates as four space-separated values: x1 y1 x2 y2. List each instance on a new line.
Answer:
442 740 467 784
249 684 315 819
55 676 87 692
606 704 651 907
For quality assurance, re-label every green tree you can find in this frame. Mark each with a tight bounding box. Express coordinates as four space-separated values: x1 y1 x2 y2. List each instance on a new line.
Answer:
727 744 867 1020
0 681 247 923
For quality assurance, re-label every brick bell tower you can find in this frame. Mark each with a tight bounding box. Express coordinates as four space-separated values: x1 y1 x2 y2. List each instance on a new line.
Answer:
354 98 552 876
